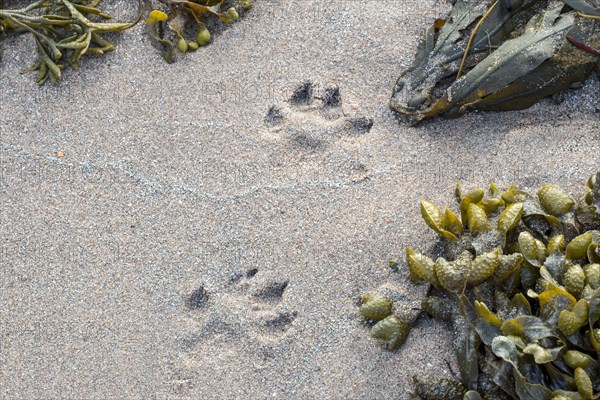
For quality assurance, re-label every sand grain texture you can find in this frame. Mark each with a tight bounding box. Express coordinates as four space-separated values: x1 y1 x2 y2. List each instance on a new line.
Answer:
1 1 599 399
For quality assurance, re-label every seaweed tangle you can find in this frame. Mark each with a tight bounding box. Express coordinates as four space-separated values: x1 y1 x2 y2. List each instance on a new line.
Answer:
0 0 254 83
0 0 143 84
359 172 600 399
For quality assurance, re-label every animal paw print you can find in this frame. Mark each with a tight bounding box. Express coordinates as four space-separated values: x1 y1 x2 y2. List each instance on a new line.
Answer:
181 268 296 347
264 81 374 151
170 270 296 396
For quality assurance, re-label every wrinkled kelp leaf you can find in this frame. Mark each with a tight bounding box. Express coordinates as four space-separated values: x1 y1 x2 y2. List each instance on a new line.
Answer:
390 0 600 125
492 336 556 399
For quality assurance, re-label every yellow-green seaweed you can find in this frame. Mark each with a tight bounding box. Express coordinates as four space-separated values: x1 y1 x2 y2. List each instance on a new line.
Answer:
0 0 142 84
538 184 575 217
358 292 393 321
360 171 600 398
370 315 410 350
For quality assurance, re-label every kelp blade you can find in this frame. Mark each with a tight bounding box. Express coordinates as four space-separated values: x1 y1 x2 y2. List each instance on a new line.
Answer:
390 0 600 125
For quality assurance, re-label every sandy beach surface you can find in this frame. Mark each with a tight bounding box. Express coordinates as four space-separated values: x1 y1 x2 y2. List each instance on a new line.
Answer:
1 1 599 399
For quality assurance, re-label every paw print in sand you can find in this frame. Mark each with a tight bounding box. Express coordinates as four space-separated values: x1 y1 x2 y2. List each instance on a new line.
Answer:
264 81 374 151
170 269 297 395
180 268 296 348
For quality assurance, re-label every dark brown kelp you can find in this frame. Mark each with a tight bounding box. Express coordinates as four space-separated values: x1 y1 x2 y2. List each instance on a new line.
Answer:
390 0 600 125
359 172 600 399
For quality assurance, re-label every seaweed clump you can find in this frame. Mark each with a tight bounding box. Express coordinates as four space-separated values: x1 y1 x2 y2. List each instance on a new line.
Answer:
144 0 253 63
0 0 255 82
390 0 600 125
359 172 600 399
0 0 142 84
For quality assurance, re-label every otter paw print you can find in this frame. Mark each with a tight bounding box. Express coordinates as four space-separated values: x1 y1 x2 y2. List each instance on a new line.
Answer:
181 268 296 347
264 81 373 151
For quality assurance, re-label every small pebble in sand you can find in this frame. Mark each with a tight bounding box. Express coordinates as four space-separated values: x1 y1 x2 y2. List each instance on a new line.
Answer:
56 151 65 159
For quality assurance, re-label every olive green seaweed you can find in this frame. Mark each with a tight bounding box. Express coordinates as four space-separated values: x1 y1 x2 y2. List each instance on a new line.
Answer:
359 172 600 399
0 0 144 84
358 292 393 321
0 0 253 81
144 0 252 63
